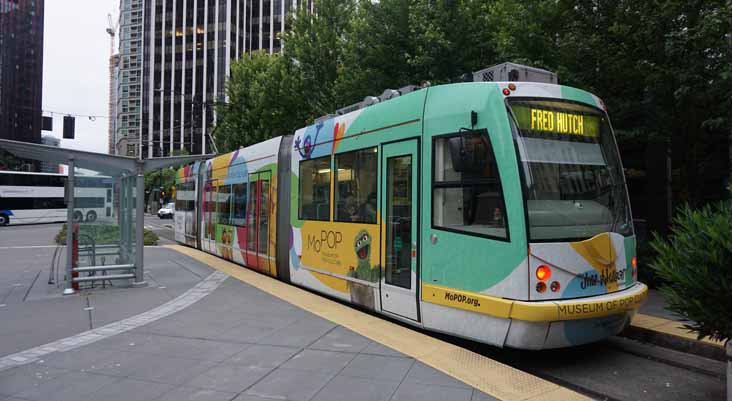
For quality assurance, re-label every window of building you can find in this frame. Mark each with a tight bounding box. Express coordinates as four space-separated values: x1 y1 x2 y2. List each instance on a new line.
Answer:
298 156 331 221
334 147 378 223
217 185 231 225
432 130 508 240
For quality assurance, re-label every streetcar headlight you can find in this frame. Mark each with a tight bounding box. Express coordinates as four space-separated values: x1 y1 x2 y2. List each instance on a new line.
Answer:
536 265 551 281
536 282 547 293
631 256 637 270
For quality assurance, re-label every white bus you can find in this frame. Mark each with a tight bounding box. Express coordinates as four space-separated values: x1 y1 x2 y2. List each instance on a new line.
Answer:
0 171 114 226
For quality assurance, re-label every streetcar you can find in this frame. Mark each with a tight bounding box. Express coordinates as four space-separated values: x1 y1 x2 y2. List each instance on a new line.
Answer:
174 67 648 349
0 171 114 226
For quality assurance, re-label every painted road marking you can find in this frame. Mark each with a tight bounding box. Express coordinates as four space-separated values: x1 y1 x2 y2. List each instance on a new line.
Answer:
0 270 228 373
167 245 591 401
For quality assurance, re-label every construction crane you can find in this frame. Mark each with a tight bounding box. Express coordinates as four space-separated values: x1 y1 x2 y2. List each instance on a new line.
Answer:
106 12 119 154
106 13 118 57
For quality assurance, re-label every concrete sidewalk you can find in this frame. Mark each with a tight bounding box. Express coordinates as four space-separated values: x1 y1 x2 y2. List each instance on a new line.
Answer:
0 243 213 358
0 260 505 401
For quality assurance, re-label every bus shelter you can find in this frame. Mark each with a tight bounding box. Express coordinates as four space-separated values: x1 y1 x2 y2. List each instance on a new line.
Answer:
0 139 211 294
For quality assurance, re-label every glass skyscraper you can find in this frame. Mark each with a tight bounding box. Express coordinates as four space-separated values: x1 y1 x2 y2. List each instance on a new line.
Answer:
114 0 311 158
0 0 44 146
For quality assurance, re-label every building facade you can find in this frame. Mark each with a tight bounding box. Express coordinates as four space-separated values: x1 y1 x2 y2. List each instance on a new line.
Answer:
115 0 311 159
115 0 144 157
108 54 120 155
0 0 44 145
39 134 59 173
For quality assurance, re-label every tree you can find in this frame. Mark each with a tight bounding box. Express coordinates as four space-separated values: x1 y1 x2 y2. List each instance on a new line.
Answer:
214 51 306 153
547 0 732 206
282 0 358 115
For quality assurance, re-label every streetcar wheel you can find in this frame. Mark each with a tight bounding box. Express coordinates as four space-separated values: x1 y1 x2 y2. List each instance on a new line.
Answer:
0 214 8 226
86 211 97 223
73 211 83 222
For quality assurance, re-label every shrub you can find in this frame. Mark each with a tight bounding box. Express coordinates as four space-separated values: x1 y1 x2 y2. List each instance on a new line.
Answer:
650 201 732 343
56 224 159 246
143 230 159 246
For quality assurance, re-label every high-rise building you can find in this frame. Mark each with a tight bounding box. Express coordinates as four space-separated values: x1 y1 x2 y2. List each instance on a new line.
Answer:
114 0 310 159
115 0 144 157
0 0 44 145
108 54 120 155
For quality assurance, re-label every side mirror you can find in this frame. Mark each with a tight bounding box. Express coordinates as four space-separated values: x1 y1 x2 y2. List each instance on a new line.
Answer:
447 131 488 173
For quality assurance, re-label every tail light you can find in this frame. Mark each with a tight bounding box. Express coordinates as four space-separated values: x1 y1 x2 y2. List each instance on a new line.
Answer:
536 265 551 281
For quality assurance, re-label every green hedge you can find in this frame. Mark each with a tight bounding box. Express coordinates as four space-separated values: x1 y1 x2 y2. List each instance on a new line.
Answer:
55 224 158 246
650 202 732 343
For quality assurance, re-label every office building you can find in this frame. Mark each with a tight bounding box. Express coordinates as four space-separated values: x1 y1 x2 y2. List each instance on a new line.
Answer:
114 0 311 159
0 0 44 145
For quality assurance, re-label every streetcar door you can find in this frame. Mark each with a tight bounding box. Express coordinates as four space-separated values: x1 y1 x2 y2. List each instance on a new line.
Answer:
246 174 259 269
257 172 272 275
380 139 419 321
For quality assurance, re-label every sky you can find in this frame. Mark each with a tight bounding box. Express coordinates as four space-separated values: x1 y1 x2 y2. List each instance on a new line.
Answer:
42 0 118 154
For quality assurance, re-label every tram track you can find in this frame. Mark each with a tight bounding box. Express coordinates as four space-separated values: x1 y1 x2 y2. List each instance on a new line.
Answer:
314 286 725 401
239 271 725 401
450 333 725 401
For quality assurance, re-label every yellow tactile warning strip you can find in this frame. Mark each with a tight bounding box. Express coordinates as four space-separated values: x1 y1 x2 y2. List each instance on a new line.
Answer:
166 245 591 401
631 313 724 348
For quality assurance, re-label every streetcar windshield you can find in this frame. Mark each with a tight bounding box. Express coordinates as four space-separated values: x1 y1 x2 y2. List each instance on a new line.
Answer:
508 99 632 241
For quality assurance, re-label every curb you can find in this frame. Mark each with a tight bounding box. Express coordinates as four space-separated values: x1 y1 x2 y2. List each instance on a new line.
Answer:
620 324 725 362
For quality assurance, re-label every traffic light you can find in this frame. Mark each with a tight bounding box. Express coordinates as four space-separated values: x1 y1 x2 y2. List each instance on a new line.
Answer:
42 116 53 131
63 116 75 139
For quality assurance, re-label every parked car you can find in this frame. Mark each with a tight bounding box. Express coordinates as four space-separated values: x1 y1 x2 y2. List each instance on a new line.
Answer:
157 202 175 219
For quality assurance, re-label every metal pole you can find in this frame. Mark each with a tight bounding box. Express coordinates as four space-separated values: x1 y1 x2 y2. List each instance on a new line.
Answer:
133 163 147 287
63 159 75 295
726 340 731 401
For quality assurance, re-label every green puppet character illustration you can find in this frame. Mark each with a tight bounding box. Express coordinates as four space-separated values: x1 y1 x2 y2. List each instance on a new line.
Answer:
347 230 381 309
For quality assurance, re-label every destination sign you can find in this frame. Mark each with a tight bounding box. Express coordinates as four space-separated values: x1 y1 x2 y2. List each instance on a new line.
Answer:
512 105 600 138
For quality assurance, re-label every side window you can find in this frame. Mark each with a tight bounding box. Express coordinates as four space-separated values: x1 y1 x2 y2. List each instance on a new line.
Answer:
298 156 331 221
231 182 247 226
334 147 378 223
432 130 508 240
217 185 231 225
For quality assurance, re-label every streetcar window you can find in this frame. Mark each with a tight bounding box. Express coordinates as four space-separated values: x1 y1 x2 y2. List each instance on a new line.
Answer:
217 185 232 225
232 183 247 226
509 99 633 240
334 147 378 224
175 181 195 212
204 183 214 239
299 156 331 221
432 130 508 240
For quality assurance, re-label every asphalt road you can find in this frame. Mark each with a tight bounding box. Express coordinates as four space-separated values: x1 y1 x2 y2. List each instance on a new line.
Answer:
144 214 176 244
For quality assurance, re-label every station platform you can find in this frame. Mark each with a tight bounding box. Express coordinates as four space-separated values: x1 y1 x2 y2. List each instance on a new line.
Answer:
0 242 591 401
0 224 725 401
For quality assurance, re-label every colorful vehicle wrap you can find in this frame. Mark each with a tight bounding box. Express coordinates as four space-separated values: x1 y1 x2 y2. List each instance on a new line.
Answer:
175 81 648 349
